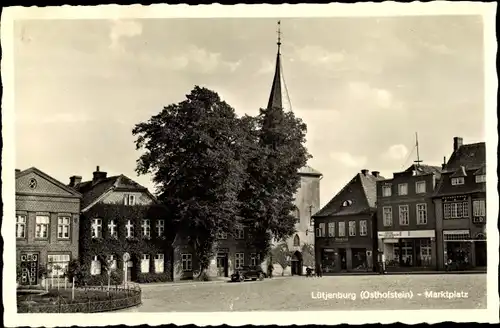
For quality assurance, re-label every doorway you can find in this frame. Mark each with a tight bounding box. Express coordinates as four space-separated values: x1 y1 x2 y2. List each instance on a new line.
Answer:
339 248 347 270
291 251 303 275
216 254 228 277
20 252 39 285
475 241 487 267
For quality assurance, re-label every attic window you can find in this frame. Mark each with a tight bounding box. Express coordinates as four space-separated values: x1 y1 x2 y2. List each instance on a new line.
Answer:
28 178 37 190
342 200 353 207
451 177 465 186
124 194 136 206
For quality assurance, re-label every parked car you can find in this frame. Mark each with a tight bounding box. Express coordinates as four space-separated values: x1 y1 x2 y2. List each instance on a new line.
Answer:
231 266 266 282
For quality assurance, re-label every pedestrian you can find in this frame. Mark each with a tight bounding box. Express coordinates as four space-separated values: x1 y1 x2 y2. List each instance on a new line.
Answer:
267 263 274 279
318 263 323 278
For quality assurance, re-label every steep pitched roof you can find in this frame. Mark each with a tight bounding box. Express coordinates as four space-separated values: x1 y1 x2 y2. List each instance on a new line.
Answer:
445 142 485 171
74 174 155 211
313 172 384 217
16 167 82 197
267 50 283 110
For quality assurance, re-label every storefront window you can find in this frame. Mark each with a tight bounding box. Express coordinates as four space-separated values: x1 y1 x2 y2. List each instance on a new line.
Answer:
351 249 367 270
321 249 335 273
383 238 433 268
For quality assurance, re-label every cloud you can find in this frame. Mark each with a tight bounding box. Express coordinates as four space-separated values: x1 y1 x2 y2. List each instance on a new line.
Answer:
294 45 345 66
109 20 143 50
347 82 395 110
384 144 409 161
329 152 367 168
255 59 274 76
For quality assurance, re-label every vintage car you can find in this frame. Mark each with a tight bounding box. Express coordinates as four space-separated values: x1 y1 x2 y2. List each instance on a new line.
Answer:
230 266 266 282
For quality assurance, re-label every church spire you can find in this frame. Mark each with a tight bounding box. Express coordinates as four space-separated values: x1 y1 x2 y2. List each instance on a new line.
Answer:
267 20 283 110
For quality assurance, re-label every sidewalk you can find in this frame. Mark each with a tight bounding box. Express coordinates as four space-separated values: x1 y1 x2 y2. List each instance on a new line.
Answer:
321 269 487 276
137 275 293 288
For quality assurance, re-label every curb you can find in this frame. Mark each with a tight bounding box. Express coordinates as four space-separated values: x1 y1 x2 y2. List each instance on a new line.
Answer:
138 276 293 288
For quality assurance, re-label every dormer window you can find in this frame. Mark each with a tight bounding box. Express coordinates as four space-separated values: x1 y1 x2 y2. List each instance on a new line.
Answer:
475 175 486 183
451 177 465 186
342 200 353 207
124 194 136 206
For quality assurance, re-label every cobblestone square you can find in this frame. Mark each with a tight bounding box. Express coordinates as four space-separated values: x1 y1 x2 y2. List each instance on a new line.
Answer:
123 273 487 312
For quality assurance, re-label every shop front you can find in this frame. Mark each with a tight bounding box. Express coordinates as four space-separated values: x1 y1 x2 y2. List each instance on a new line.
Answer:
442 229 486 269
378 230 437 271
320 248 336 273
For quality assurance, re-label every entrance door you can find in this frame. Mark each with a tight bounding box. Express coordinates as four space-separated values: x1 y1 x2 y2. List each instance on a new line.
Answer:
217 255 228 277
20 253 39 285
475 241 487 267
339 248 347 270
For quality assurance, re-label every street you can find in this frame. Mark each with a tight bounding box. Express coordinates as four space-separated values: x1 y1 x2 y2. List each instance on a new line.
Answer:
122 273 487 312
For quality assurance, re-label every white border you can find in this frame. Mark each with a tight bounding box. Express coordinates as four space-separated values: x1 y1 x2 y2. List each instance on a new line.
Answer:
2 2 498 326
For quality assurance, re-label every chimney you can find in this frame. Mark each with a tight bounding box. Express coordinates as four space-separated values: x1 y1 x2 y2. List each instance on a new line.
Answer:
15 169 20 174
69 175 82 187
453 137 463 152
92 166 107 183
371 171 380 177
441 156 447 170
361 169 369 176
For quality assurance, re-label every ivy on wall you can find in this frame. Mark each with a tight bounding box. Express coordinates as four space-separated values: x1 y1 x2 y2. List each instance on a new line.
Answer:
79 203 177 283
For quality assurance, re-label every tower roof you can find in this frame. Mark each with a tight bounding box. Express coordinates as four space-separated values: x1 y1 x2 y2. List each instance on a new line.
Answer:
267 21 283 110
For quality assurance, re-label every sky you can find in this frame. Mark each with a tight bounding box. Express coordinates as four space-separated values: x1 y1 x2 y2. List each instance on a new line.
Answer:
14 16 485 208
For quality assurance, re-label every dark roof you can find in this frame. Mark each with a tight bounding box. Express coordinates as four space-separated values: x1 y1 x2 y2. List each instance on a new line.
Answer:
16 167 82 197
433 168 486 197
74 174 152 210
474 164 486 176
445 142 485 171
298 165 322 177
313 172 385 217
403 164 442 176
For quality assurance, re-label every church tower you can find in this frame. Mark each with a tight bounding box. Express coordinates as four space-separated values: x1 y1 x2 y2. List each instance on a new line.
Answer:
264 21 323 276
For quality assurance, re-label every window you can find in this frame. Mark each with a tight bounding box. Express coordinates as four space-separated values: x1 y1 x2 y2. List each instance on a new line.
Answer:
398 184 408 196
327 222 335 237
47 254 70 277
216 231 228 239
57 216 70 239
181 254 192 271
235 253 244 269
16 215 27 238
124 194 136 206
383 207 393 226
315 227 321 237
416 204 427 225
142 219 151 238
415 181 426 194
235 228 244 240
108 220 117 238
338 221 346 237
293 234 300 246
451 177 465 185
141 254 150 273
155 254 164 273
318 223 326 237
348 221 356 236
473 200 486 217
90 256 101 275
359 220 368 236
419 239 432 265
126 220 135 239
401 241 413 265
399 205 409 225
443 202 469 219
475 175 486 183
156 220 164 237
35 216 50 239
382 185 392 197
250 253 260 266
107 255 117 271
91 218 102 238
342 200 353 207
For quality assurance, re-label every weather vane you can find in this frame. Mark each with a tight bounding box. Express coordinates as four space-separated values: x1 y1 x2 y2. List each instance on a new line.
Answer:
277 20 282 49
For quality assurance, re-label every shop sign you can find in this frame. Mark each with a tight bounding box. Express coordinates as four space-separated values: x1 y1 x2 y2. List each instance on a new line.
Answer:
334 237 348 243
377 231 403 239
443 195 467 202
217 248 229 253
323 249 335 253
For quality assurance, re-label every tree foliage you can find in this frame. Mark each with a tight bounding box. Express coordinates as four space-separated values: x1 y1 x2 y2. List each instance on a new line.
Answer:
271 242 291 275
133 86 247 276
133 86 310 272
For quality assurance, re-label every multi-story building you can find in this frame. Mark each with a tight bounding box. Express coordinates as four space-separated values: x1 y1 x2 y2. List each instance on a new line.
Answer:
16 167 82 286
313 169 383 273
432 137 486 270
71 166 173 283
376 164 442 271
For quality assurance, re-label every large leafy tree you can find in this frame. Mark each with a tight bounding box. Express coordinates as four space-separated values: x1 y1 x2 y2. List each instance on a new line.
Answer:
241 105 310 259
132 86 247 277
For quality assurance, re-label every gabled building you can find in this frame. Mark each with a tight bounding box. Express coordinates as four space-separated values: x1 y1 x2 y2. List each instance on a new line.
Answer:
313 169 383 273
16 167 82 286
376 164 442 271
432 137 486 270
71 166 173 283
